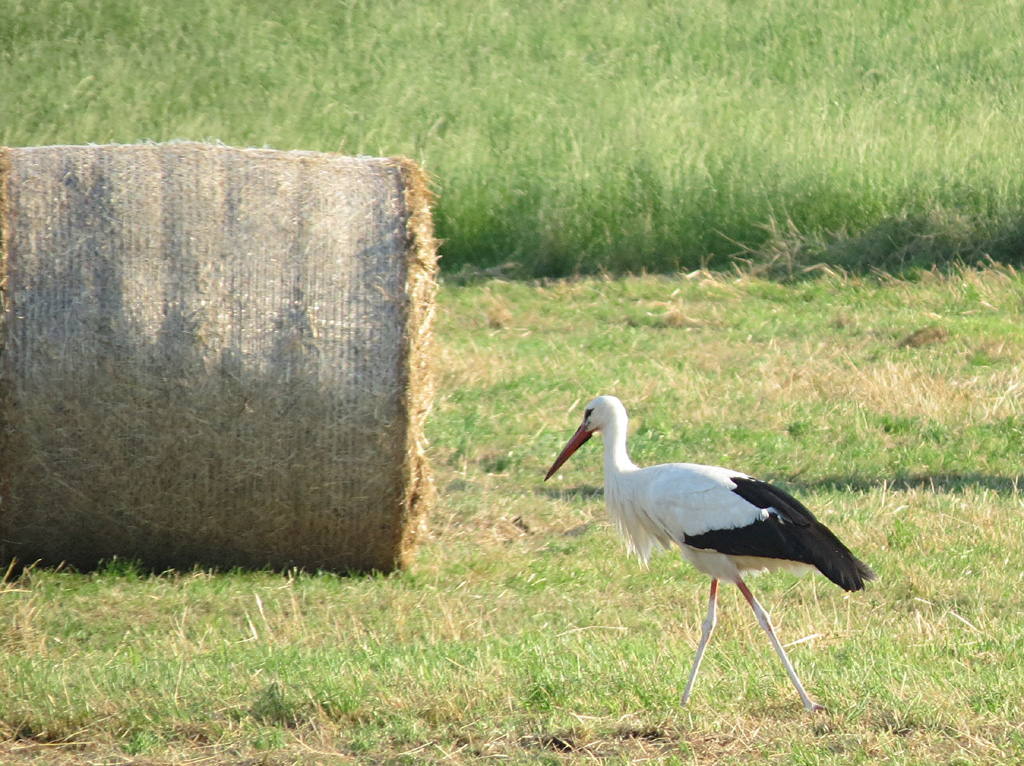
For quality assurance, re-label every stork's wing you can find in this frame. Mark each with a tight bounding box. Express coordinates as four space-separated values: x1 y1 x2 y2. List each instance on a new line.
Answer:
727 476 817 525
641 463 769 538
643 467 877 592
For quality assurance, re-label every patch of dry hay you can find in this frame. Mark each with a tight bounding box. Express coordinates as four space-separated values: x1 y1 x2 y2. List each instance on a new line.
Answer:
0 143 438 573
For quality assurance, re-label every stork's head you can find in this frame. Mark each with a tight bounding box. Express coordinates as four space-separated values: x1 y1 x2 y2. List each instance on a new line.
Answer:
544 395 626 480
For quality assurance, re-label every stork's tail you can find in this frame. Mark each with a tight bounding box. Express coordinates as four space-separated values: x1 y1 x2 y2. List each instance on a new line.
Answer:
811 524 877 592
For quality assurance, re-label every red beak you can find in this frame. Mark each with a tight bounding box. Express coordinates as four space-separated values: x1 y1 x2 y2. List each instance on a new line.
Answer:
544 422 593 480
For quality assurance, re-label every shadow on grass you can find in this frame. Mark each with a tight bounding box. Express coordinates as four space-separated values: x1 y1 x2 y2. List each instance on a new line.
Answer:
535 484 603 501
793 473 1021 496
747 210 1024 282
537 474 1021 502
439 206 1024 281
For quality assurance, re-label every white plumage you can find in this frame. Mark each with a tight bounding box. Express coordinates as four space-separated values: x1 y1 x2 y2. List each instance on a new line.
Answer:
545 395 876 712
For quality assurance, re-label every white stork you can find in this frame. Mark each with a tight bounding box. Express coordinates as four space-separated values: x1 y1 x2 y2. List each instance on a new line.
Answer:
544 395 876 712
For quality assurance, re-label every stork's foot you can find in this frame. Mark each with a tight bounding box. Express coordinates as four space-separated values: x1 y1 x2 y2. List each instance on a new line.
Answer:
805 700 828 714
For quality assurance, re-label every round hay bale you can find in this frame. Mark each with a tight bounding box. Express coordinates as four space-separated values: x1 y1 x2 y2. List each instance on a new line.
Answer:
0 142 438 573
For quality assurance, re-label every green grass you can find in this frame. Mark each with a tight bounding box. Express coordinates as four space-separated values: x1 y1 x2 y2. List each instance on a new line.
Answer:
3 267 1024 763
4 1 1024 760
3 0 1024 275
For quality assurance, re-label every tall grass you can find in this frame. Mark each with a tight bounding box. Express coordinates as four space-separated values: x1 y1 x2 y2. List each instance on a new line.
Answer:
2 0 1023 275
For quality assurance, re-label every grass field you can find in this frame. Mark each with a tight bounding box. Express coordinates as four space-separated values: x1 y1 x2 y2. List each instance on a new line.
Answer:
3 0 1024 275
3 267 1024 764
4 1 1024 762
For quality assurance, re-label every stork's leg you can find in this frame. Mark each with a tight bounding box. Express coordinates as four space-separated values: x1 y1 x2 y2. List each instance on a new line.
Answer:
735 578 825 713
681 578 718 705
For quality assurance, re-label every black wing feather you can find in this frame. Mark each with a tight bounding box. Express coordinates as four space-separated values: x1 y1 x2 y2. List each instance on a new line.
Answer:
729 476 816 525
684 477 877 592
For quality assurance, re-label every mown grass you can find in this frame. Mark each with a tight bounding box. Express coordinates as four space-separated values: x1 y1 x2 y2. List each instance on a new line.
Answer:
3 0 1024 275
3 267 1024 764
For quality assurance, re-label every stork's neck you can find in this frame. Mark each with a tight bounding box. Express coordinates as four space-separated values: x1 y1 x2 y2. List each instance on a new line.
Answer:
601 414 638 480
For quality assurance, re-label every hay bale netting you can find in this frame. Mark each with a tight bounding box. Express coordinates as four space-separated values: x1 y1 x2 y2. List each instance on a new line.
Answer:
0 142 438 573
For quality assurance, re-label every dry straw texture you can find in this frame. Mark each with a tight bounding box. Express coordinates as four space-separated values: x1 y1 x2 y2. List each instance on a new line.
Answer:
0 142 438 573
